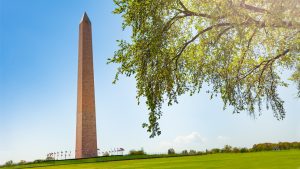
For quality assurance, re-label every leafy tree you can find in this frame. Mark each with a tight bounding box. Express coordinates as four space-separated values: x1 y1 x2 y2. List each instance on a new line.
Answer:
168 148 176 154
110 0 300 137
211 148 221 153
240 147 249 153
181 150 188 155
4 160 13 166
222 145 233 153
33 159 44 163
189 149 197 155
18 160 27 165
232 147 240 153
129 149 146 155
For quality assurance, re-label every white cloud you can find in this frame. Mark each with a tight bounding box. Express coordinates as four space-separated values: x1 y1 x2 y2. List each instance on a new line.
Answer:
159 132 206 150
174 132 206 144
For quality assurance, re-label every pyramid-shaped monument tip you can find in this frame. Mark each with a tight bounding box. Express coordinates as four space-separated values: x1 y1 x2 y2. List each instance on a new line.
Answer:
80 12 91 23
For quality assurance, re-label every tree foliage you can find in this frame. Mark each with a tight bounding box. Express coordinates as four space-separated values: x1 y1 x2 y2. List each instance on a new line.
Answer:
252 142 300 151
168 148 176 154
110 0 300 137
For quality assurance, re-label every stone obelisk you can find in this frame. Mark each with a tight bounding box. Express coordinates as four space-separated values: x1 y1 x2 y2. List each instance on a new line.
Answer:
76 12 98 159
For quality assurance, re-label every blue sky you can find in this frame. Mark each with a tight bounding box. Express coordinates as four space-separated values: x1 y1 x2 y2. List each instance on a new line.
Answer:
0 0 299 164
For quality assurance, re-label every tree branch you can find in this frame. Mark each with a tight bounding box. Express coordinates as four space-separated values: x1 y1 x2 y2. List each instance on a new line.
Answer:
240 1 269 14
236 28 257 80
178 0 299 29
173 23 232 70
214 26 234 44
178 0 189 12
240 49 290 80
178 0 224 19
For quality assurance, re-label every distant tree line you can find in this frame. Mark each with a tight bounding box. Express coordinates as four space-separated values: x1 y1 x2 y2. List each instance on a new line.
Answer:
129 148 146 155
167 142 300 156
252 142 300 152
2 142 300 167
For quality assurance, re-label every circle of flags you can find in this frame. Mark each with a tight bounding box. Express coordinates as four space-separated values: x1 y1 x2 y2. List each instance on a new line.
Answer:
46 147 125 160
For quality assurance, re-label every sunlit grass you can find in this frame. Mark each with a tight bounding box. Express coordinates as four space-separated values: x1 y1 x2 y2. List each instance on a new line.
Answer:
2 150 300 169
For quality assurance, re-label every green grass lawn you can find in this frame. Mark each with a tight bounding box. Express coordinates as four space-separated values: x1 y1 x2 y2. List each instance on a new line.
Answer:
2 150 300 169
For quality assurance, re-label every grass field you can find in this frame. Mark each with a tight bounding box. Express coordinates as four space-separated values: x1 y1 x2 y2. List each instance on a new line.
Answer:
2 150 300 169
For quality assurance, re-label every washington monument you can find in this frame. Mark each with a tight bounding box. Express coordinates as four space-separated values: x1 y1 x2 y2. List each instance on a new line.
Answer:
75 12 98 159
